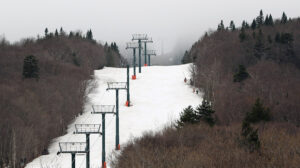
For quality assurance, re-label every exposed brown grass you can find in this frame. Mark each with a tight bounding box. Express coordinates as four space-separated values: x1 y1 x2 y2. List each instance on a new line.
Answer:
112 123 300 168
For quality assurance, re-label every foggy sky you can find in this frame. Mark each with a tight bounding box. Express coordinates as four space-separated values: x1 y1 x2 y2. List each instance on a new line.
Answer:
0 0 299 54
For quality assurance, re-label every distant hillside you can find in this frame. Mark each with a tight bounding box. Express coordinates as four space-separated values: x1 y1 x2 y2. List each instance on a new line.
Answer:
186 12 300 125
112 12 300 168
0 29 124 167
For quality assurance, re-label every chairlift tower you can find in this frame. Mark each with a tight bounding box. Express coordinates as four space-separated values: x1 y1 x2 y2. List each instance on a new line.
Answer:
141 37 153 66
144 50 156 66
132 34 148 73
73 124 101 168
126 65 130 106
106 82 127 150
126 42 139 79
91 105 115 168
57 142 87 168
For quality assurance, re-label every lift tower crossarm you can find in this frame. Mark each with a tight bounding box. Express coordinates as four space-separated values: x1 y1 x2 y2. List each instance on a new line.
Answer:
73 124 102 168
106 82 127 90
132 34 148 41
58 142 87 168
141 37 153 43
58 142 87 154
74 124 102 134
126 42 139 49
91 105 115 114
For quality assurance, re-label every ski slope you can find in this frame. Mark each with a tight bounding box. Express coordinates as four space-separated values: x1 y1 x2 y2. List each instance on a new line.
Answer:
25 64 202 168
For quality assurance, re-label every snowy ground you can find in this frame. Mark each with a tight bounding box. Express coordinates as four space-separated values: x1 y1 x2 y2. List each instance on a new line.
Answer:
25 64 202 168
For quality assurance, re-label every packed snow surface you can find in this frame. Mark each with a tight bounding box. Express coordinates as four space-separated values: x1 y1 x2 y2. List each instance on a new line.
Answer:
25 64 202 168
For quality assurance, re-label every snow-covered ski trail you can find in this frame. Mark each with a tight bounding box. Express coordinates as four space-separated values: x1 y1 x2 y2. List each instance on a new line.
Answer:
25 64 202 168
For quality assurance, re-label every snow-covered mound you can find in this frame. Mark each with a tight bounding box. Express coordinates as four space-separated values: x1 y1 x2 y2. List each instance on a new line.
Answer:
25 64 202 168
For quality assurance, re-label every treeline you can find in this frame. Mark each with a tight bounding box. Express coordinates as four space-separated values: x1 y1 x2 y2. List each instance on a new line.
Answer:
112 11 300 168
183 11 300 125
0 28 124 168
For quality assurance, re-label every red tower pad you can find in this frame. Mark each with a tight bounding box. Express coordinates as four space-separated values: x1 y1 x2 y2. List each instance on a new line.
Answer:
132 75 136 80
103 162 107 168
117 144 121 150
144 64 148 66
125 101 130 107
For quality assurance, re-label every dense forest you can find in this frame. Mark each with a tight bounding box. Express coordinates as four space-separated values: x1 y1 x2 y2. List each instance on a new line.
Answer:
112 11 300 167
189 11 300 125
0 28 125 168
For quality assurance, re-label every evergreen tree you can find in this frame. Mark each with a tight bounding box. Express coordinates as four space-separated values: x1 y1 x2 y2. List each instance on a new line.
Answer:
86 29 93 40
75 32 81 38
233 65 250 82
55 29 59 37
239 28 247 42
229 20 236 31
280 33 294 44
254 29 265 58
111 43 115 51
204 32 208 37
269 14 274 25
265 15 269 25
106 48 115 67
281 12 288 24
195 99 215 126
251 19 257 30
72 53 80 67
242 21 250 29
69 31 74 38
241 21 246 29
247 128 260 150
244 98 271 123
22 55 39 80
256 10 264 26
181 50 191 64
245 22 250 29
49 32 54 38
217 20 225 31
176 106 198 127
241 120 260 151
275 32 281 43
241 120 252 137
109 42 120 54
280 33 295 58
44 28 48 37
59 27 66 36
113 42 119 53
241 98 270 152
